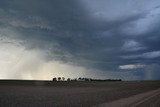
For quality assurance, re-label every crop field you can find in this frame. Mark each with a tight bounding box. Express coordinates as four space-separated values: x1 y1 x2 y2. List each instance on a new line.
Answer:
0 80 160 107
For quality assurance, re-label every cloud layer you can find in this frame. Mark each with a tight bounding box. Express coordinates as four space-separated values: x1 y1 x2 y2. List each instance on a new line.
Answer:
0 0 160 80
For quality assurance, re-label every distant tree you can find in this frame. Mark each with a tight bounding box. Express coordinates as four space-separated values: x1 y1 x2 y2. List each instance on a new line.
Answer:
62 77 65 81
67 78 71 81
73 78 77 81
84 78 89 81
88 78 92 81
58 77 61 81
81 78 85 81
118 79 122 81
78 77 82 80
52 77 57 81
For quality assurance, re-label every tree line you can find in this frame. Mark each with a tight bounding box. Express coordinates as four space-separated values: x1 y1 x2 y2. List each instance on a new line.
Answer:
52 77 122 82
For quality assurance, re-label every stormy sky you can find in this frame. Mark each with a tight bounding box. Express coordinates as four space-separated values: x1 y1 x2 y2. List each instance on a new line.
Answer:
0 0 160 80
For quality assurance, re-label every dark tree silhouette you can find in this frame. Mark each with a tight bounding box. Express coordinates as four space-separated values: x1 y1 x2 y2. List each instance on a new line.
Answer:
58 77 61 81
62 77 65 81
67 78 71 81
84 78 90 81
78 77 82 80
52 77 57 81
72 78 77 81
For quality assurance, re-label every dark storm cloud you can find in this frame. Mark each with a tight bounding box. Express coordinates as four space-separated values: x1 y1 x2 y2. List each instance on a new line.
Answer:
1 0 160 80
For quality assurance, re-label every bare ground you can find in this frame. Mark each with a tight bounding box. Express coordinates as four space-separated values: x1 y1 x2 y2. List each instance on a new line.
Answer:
95 88 160 107
0 80 160 107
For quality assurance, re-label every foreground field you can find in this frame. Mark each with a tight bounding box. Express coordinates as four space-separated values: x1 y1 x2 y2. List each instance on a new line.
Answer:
96 87 160 107
0 80 160 107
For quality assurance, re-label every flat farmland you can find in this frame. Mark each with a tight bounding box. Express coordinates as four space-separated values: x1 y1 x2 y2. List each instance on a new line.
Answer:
0 80 160 107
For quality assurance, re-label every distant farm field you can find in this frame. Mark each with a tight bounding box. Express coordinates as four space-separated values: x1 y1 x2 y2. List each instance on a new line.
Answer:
0 80 160 107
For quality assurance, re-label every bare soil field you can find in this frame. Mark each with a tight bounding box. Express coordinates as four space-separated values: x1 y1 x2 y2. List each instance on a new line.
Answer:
0 80 160 107
96 87 160 107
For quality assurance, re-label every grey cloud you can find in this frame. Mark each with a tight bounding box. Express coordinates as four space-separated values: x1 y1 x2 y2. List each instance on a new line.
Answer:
122 51 160 59
121 40 146 52
119 64 146 70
